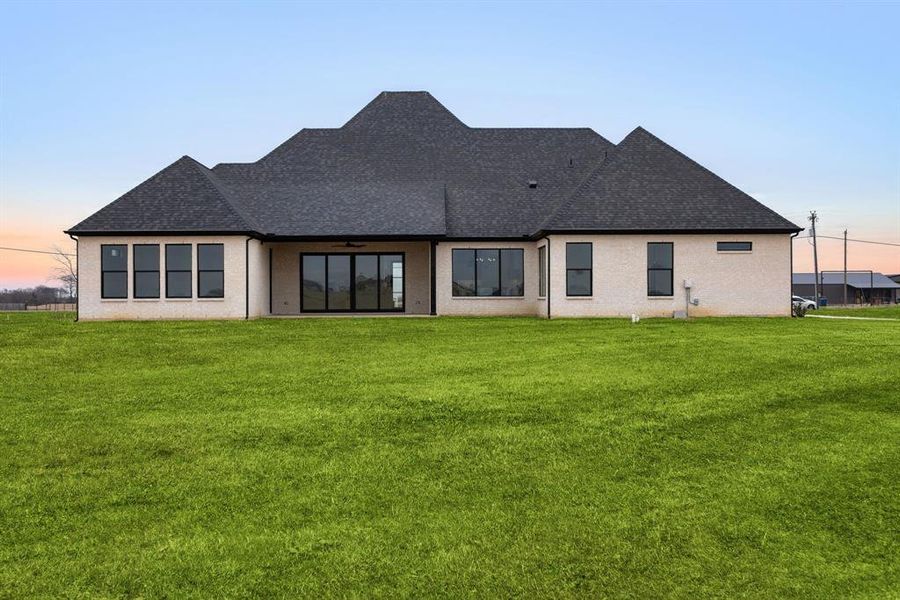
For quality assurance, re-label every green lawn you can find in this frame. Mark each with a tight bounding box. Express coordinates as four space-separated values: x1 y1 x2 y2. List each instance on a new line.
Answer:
817 305 900 319
1 313 898 598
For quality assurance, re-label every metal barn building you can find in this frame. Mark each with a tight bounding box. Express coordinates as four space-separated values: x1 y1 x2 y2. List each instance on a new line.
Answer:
792 272 900 305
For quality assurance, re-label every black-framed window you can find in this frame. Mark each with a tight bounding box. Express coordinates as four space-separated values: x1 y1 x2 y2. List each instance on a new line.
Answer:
101 245 127 299
538 245 547 297
133 244 160 299
717 241 752 252
301 253 404 312
165 244 192 298
566 243 592 296
648 242 674 296
451 248 524 297
198 244 224 298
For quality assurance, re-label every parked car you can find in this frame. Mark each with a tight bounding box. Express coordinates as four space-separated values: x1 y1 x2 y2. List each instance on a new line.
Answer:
792 296 817 311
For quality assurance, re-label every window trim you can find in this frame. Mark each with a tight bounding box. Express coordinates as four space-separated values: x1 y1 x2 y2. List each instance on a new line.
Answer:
451 248 525 298
300 252 406 313
538 245 547 298
165 243 193 299
132 244 160 299
647 242 674 297
100 244 128 299
197 243 225 299
565 242 592 297
717 241 753 252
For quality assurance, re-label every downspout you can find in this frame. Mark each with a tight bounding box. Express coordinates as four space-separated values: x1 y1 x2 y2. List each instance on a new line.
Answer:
67 233 78 322
546 236 551 319
268 247 273 315
790 231 799 315
245 237 250 320
430 240 437 316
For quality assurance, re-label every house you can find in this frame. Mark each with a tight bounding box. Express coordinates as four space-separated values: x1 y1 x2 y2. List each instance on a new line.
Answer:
792 272 900 305
66 92 802 320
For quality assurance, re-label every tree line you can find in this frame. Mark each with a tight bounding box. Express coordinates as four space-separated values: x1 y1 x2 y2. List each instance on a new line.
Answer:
0 286 75 305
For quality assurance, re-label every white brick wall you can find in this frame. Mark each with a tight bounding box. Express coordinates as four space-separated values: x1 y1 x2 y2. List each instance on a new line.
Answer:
546 234 792 317
75 233 792 320
77 235 257 320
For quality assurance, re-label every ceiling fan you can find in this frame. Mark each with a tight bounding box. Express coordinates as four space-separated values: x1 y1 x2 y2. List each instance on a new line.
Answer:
331 241 367 248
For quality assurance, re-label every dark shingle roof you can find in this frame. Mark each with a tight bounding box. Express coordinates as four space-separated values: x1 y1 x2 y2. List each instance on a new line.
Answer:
67 92 801 237
222 180 447 237
542 127 800 232
67 156 258 233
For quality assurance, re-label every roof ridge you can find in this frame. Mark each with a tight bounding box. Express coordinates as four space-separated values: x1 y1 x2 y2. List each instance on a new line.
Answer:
473 127 614 147
255 128 311 163
470 127 595 131
182 156 262 233
536 148 614 232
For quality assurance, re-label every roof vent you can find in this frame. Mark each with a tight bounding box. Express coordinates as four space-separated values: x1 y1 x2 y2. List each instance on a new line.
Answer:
568 158 574 168
528 180 538 189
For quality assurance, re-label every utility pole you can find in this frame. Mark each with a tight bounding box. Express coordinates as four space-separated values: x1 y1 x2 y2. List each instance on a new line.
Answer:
809 211 820 307
843 229 848 306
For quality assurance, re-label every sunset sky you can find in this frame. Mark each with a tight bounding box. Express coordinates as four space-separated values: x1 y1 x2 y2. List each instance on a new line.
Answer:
1 1 898 289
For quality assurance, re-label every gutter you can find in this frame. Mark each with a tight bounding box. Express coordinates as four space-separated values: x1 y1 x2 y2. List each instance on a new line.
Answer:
430 240 437 316
67 233 79 322
268 247 273 315
532 227 804 238
245 237 250 320
545 236 551 319
63 229 264 238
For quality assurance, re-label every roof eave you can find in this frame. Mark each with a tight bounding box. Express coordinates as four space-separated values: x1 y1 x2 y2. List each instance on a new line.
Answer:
263 233 446 242
64 228 264 238
533 226 804 238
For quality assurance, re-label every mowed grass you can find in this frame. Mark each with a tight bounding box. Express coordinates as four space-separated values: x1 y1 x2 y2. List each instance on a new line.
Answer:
1 313 898 598
818 304 900 319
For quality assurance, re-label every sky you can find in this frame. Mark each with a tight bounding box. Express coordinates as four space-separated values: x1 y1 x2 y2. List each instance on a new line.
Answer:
1 0 898 289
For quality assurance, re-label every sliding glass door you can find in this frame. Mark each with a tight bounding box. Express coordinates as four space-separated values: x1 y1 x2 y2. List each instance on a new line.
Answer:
355 255 379 311
301 253 404 312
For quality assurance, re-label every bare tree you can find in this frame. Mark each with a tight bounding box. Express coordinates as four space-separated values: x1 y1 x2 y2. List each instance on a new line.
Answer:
50 244 77 299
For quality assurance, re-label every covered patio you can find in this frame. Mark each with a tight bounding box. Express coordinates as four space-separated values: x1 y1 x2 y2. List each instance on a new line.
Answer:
267 240 434 316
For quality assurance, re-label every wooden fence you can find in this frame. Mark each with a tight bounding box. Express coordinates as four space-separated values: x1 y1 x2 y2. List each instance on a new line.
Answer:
0 303 76 311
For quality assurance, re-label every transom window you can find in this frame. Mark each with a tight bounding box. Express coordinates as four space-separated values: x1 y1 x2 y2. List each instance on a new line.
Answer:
101 245 127 299
198 244 224 298
648 242 674 296
717 241 752 252
566 243 592 296
166 244 192 298
451 249 524 297
133 244 160 299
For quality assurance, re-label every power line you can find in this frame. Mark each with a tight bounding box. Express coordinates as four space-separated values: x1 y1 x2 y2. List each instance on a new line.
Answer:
795 236 900 247
0 246 76 257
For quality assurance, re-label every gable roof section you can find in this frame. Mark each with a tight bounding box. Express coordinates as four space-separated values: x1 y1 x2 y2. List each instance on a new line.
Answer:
67 156 259 234
67 92 801 238
542 127 800 233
